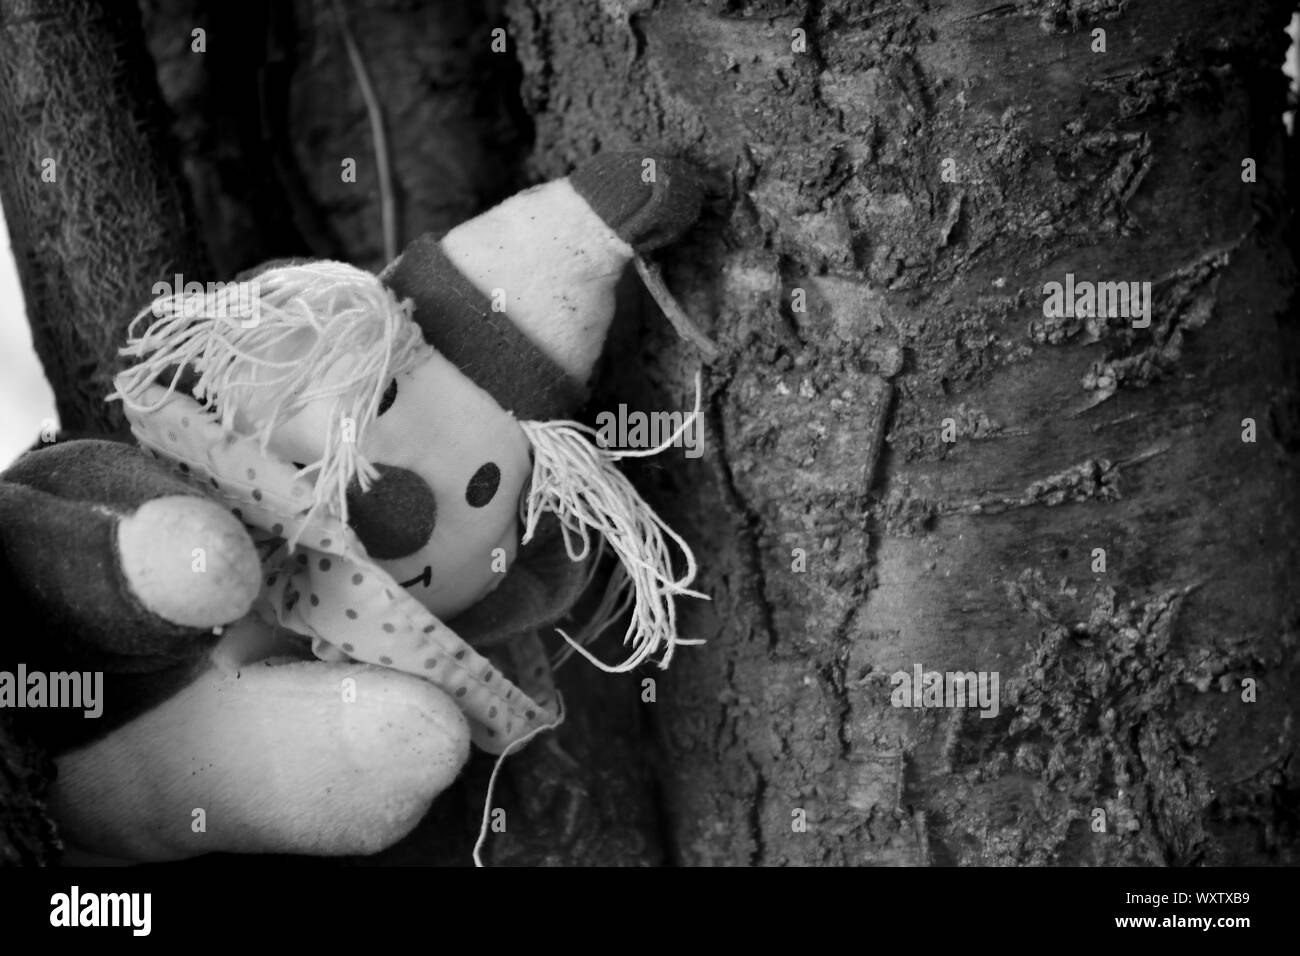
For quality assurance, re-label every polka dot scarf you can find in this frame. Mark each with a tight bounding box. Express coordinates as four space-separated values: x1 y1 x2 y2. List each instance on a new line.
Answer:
114 380 560 754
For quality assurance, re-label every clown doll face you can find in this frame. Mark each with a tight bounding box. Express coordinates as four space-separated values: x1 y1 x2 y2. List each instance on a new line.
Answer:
239 342 533 621
350 349 533 618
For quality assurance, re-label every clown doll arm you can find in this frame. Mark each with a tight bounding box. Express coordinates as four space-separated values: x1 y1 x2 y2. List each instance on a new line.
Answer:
1 439 260 642
49 651 470 862
0 440 472 861
0 439 262 751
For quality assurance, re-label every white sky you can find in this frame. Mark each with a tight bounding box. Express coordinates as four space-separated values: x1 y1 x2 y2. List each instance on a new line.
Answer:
0 200 59 468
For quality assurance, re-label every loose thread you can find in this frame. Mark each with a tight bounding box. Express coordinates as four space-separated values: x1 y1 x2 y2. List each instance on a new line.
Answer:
473 695 566 868
551 563 634 670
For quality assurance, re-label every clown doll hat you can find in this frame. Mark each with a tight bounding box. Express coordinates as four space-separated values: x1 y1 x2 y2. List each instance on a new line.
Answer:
109 151 711 755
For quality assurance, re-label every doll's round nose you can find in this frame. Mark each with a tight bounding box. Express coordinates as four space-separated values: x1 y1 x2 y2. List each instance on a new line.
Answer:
345 464 437 560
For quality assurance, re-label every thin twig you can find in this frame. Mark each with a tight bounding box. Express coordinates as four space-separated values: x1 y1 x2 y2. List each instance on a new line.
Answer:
331 0 397 261
634 255 721 362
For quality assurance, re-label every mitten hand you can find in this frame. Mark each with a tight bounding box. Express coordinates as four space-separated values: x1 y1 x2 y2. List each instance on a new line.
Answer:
1 440 470 862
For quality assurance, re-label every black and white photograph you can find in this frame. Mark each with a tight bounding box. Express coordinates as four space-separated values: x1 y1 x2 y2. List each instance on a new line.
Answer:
0 0 1295 936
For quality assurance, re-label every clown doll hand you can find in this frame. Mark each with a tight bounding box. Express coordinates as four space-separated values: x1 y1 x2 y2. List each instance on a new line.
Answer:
0 440 471 862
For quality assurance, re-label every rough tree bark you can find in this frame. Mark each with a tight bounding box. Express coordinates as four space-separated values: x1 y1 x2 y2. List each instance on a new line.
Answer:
2 0 1297 866
499 0 1300 865
0 0 206 436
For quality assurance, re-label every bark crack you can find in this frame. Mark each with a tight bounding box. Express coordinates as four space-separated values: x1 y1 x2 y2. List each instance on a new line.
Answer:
705 378 780 653
746 751 767 865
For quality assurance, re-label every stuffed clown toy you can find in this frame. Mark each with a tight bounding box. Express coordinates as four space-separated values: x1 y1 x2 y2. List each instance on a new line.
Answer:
0 151 710 862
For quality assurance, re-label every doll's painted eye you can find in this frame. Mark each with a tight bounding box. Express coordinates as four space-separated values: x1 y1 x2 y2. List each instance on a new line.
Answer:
377 378 398 416
465 462 501 507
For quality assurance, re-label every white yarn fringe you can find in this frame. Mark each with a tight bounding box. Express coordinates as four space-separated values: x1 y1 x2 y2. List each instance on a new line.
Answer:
551 561 634 671
109 261 426 546
518 372 709 673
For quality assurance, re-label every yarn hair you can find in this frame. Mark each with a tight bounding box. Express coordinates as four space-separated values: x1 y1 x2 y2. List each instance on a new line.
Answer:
109 261 427 540
518 372 709 672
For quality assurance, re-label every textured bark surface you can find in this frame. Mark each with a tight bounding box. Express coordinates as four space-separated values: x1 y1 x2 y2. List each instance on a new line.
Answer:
0 0 205 436
2 0 1298 867
501 0 1300 865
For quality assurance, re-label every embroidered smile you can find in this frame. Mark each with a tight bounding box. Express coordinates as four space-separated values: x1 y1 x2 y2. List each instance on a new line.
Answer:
399 565 432 589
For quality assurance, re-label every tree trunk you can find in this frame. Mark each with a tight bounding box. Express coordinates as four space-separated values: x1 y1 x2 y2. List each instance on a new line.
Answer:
0 0 205 436
503 0 1300 865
